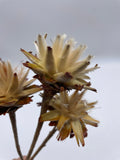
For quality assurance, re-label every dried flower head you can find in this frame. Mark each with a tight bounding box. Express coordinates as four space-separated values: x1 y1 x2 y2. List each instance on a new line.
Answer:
40 90 99 146
21 34 99 91
0 60 41 115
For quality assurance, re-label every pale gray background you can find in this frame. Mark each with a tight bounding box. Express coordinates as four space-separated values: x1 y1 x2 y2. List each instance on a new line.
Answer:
0 0 120 62
0 0 120 160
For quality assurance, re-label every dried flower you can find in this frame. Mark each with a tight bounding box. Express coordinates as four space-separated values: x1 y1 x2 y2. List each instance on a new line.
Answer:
21 34 99 91
40 90 99 146
0 60 41 115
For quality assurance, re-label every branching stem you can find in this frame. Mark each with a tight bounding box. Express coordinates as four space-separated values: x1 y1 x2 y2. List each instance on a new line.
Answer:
26 88 56 160
26 106 46 160
30 127 57 160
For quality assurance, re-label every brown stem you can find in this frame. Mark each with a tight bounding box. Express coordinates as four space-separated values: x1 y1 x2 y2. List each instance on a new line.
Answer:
9 111 23 160
26 89 55 160
30 127 57 160
26 107 46 160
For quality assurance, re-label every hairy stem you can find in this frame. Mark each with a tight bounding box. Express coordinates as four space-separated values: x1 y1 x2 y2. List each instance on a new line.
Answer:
9 111 23 160
30 127 57 160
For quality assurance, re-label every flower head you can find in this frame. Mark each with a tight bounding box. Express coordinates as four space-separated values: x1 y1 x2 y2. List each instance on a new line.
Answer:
21 34 99 91
40 90 99 146
0 60 41 115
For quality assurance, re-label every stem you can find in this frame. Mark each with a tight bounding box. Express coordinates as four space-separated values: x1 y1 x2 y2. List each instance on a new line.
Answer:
9 111 23 160
26 90 54 160
30 127 56 160
26 107 46 160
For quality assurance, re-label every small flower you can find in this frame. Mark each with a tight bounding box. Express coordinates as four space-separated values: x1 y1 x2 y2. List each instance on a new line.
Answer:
40 90 99 146
21 34 99 91
0 60 42 115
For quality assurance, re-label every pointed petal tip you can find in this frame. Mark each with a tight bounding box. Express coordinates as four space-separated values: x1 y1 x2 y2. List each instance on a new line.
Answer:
95 123 99 127
38 34 42 38
87 55 94 60
14 73 17 76
92 88 97 92
38 34 46 41
44 33 47 39
77 141 80 147
23 61 29 67
82 142 85 147
95 64 100 69
47 46 52 51
20 48 25 52
83 85 97 92
61 33 67 38
57 134 61 141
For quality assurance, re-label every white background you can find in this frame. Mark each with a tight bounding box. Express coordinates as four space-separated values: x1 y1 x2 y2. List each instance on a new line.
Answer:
0 0 120 160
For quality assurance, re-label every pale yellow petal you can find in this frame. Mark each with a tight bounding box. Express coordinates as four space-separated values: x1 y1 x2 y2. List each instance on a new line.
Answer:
75 90 86 106
0 63 7 82
69 90 78 105
0 61 14 93
71 61 90 77
77 74 90 80
37 34 47 58
87 101 97 106
53 35 61 57
57 122 71 141
83 85 97 92
83 114 99 127
65 79 84 88
54 72 72 83
40 110 60 122
60 91 69 104
18 85 41 97
81 64 100 74
67 38 75 46
58 44 70 72
50 100 67 113
71 120 85 146
84 105 94 111
80 119 88 137
23 78 35 87
34 41 39 54
7 61 13 82
69 90 86 109
76 77 88 84
8 73 18 94
23 62 44 75
45 47 56 74
67 45 87 67
19 69 29 87
53 34 66 58
57 115 69 130
21 49 42 66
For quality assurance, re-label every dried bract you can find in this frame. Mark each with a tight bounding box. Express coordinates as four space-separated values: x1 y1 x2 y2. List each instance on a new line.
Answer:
0 60 41 115
40 90 99 146
21 34 99 91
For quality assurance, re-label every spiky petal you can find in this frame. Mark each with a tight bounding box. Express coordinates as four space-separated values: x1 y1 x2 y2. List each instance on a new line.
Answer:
0 60 41 115
40 90 99 146
21 34 99 91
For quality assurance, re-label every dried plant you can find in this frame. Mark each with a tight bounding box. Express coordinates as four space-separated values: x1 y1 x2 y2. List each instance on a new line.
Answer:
40 90 99 146
0 34 99 160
